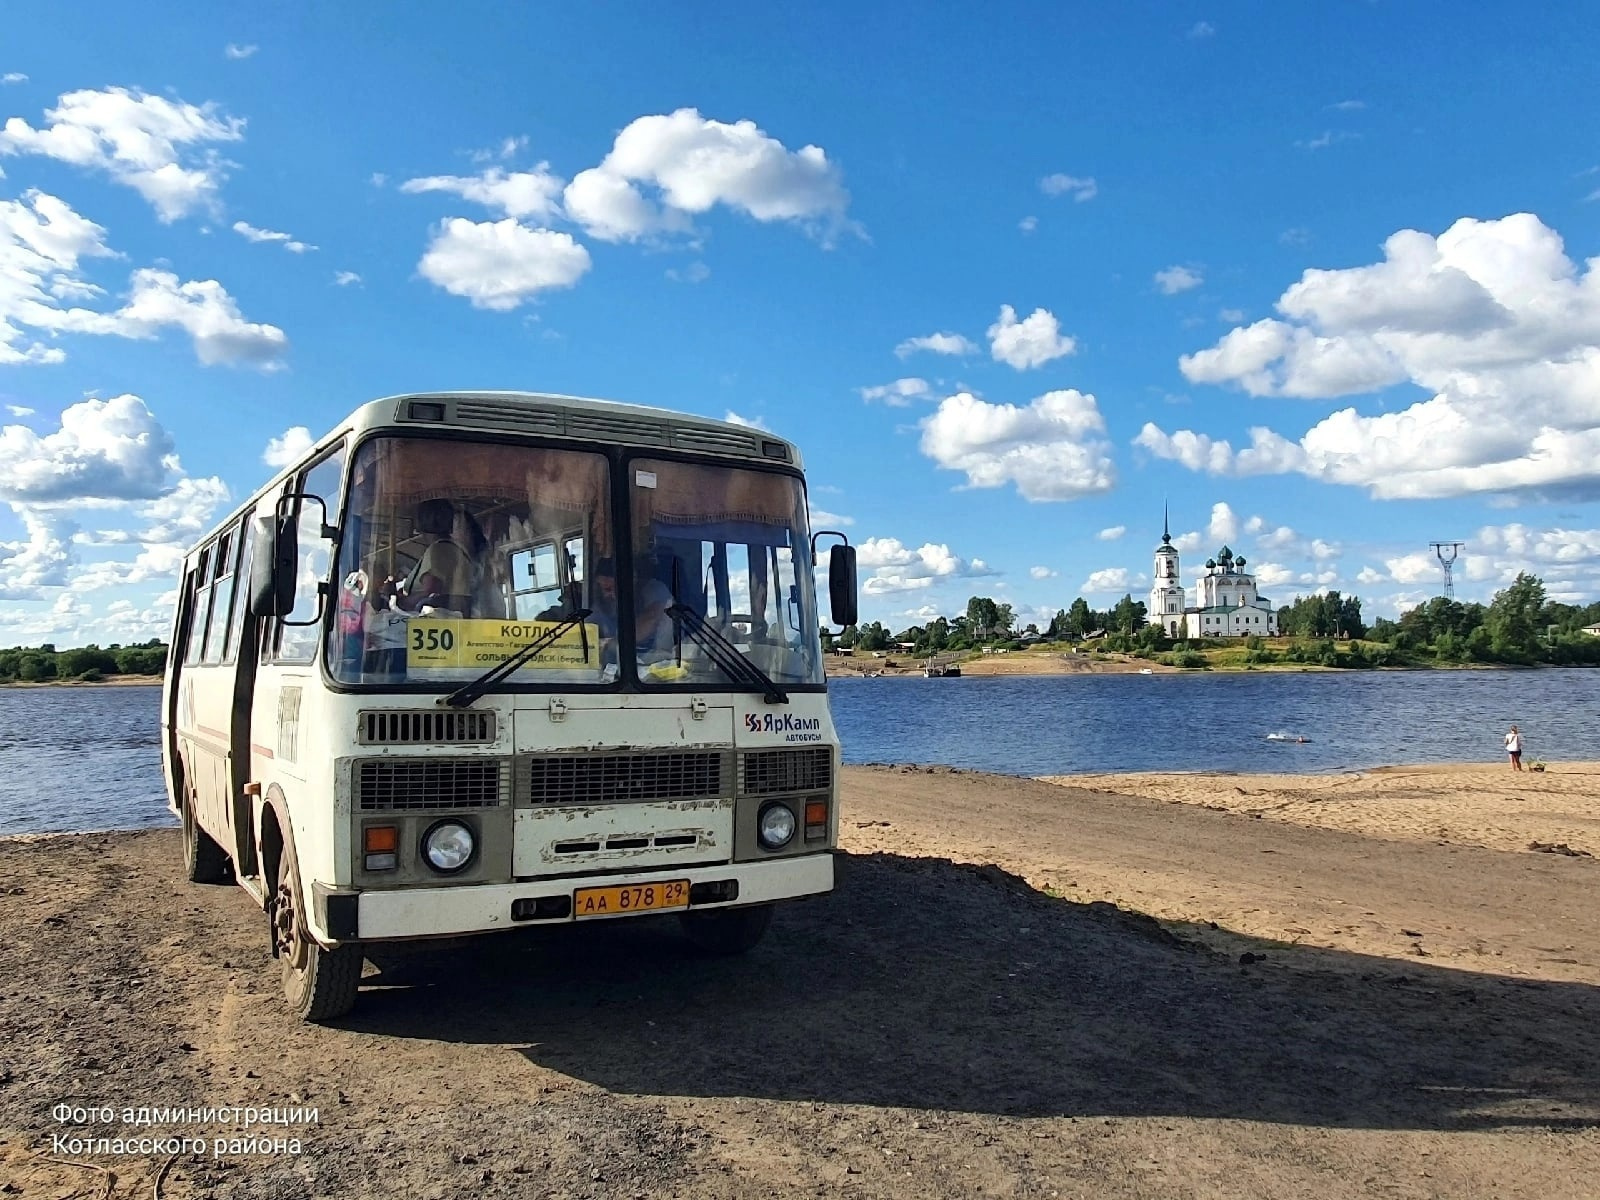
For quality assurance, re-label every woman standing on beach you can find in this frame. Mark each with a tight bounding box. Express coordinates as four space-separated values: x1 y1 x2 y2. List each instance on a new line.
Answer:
1504 724 1524 771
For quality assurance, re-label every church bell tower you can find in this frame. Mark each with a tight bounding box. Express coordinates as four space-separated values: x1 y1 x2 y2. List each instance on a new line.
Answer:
1149 504 1185 637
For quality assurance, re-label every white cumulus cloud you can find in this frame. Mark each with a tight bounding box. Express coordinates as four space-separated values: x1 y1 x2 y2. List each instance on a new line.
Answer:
563 108 850 244
987 305 1076 370
858 377 931 406
416 218 590 309
0 86 244 220
1029 566 1057 579
920 389 1115 502
1206 501 1238 543
895 331 977 359
856 536 994 595
1039 174 1097 202
1097 525 1126 541
0 394 176 503
70 268 290 367
400 164 565 221
0 195 288 369
1155 265 1203 294
263 426 313 468
1081 567 1131 594
1166 213 1600 499
232 220 315 253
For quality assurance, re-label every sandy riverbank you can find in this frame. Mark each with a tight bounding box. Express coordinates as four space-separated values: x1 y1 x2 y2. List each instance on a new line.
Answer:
826 650 1170 677
3 765 1598 1198
1040 761 1600 858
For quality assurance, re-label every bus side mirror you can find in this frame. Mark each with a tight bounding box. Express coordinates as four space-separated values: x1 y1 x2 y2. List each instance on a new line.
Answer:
248 513 298 617
828 544 858 628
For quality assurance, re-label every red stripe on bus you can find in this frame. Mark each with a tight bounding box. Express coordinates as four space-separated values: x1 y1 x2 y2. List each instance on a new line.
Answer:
197 724 229 741
250 743 276 759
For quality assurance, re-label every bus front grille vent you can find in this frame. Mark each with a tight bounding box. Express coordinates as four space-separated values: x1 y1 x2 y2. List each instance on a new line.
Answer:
740 747 833 795
356 758 508 811
358 709 495 745
522 752 725 806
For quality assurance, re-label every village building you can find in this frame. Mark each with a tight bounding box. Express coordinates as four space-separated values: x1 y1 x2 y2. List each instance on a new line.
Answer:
1147 511 1278 638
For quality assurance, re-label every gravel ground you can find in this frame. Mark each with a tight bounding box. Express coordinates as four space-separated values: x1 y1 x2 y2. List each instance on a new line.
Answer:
2 765 1598 1198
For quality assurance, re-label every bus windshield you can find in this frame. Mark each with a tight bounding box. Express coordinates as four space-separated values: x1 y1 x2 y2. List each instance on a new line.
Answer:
627 457 822 688
328 437 616 687
326 437 823 689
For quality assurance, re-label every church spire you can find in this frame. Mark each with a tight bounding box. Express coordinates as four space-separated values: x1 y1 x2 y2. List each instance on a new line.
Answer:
1161 500 1171 545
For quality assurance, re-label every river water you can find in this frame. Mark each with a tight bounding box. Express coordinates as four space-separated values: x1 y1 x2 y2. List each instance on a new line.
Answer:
1 670 1595 835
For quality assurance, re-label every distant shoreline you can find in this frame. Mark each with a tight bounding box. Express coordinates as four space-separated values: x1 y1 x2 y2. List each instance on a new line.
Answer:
0 676 161 689
824 652 1542 678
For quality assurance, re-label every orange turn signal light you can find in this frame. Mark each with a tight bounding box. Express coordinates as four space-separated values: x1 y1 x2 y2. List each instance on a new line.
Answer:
804 800 828 826
364 825 398 853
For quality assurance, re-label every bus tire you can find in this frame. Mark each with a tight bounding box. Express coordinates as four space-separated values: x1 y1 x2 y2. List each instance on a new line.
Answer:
272 838 362 1022
181 789 232 885
680 903 773 955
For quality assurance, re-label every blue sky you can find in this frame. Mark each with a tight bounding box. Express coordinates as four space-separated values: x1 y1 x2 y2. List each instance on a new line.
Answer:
4 2 1600 645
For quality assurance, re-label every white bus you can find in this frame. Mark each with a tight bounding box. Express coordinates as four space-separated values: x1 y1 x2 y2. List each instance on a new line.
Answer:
161 391 857 1021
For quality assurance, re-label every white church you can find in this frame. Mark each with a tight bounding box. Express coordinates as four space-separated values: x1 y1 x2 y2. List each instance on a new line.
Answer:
1148 511 1278 639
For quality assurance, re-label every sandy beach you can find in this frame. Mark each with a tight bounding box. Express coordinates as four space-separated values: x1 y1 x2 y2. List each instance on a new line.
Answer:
3 762 1597 1198
1040 761 1600 858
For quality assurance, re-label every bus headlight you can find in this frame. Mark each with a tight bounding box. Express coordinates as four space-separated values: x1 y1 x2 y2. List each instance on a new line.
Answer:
421 820 476 873
757 803 797 850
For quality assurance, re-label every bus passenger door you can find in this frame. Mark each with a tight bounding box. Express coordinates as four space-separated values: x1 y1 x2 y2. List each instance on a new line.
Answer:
162 566 199 812
226 512 263 878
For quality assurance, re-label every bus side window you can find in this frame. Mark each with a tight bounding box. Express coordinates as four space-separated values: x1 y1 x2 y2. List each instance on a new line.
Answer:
184 546 214 667
223 518 256 664
202 527 238 665
275 444 348 662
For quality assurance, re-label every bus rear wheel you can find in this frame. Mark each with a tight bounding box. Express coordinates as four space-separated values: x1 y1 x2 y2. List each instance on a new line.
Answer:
680 903 773 955
272 841 362 1022
181 790 231 885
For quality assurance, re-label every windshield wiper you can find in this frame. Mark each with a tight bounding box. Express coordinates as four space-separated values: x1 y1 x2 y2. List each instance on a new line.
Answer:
665 603 789 704
441 608 593 709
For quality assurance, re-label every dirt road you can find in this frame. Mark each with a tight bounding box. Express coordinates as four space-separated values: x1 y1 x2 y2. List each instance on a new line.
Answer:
3 766 1598 1198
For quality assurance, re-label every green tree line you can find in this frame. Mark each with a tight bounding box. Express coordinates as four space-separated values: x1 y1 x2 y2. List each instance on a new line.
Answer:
825 573 1600 668
0 640 169 683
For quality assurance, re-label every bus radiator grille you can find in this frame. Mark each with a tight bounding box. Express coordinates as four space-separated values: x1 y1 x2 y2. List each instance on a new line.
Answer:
356 758 509 810
519 751 728 806
739 747 833 795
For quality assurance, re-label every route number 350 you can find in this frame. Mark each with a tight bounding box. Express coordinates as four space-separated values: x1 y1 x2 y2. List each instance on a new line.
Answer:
410 628 454 651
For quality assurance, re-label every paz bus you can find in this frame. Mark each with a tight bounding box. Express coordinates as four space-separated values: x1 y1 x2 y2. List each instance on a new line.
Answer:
161 391 857 1021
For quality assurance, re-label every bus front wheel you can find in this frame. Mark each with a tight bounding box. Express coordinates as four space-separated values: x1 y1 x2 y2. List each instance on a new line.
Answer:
680 903 773 955
271 840 362 1022
181 789 231 885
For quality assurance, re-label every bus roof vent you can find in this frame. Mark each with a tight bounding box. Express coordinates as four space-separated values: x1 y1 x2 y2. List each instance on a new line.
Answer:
451 398 565 436
672 425 762 457
359 709 495 745
564 412 672 446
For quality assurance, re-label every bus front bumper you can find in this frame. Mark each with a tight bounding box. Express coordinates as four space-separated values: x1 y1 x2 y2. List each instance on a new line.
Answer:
321 853 834 943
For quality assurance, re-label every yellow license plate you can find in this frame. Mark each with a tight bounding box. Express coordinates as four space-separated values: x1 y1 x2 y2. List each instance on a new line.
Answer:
573 879 690 919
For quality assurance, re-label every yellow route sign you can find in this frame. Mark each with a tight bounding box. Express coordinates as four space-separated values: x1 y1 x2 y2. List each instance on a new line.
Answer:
404 618 600 671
